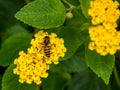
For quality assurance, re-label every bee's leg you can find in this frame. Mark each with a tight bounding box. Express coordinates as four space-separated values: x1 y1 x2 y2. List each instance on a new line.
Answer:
39 46 43 52
38 42 44 52
42 56 45 62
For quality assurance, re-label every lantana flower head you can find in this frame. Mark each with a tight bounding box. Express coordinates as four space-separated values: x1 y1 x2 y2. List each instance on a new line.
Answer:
88 0 120 56
13 30 66 84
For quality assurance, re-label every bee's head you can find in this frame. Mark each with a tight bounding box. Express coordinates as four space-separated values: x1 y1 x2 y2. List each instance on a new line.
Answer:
44 36 49 39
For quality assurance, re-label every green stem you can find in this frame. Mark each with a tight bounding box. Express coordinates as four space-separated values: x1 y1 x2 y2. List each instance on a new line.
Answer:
24 0 30 4
113 66 120 87
62 0 75 11
37 86 40 90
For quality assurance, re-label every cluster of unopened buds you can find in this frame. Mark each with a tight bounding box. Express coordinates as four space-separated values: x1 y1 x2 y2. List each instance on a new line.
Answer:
13 31 66 84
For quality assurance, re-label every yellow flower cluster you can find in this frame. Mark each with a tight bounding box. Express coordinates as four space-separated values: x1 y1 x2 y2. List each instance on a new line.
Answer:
88 0 119 26
13 31 66 84
88 0 120 56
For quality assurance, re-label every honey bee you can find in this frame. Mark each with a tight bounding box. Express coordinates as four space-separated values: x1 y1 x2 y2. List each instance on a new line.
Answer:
43 36 50 57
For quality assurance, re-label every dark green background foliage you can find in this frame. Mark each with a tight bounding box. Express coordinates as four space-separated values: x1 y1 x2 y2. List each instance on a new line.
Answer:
0 0 120 90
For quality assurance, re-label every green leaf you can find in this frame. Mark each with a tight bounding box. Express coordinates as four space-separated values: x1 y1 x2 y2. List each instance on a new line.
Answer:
67 0 80 6
80 23 90 31
51 45 87 72
68 69 110 90
65 9 88 27
15 0 66 29
2 64 38 90
85 40 115 84
59 27 88 60
117 0 120 3
2 25 29 41
0 33 33 66
0 0 24 29
42 71 68 90
79 0 91 19
0 75 2 90
110 73 120 90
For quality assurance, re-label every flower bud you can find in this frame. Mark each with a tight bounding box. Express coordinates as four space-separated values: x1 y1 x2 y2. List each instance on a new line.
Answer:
66 12 73 19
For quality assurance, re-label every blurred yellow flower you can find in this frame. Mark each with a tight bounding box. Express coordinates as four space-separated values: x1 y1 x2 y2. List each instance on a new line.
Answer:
88 0 120 25
88 25 120 56
88 0 120 56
